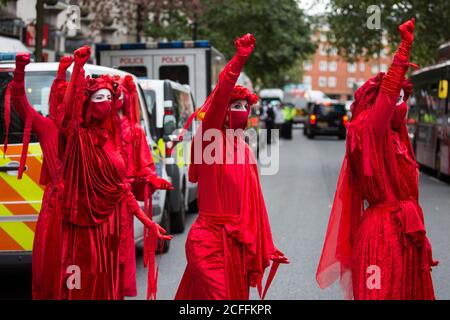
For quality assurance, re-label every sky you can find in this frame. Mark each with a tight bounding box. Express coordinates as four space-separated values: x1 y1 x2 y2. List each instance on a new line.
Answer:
298 0 330 16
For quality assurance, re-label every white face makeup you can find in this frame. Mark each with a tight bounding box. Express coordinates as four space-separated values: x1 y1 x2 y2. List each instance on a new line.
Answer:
229 99 248 112
90 88 112 102
396 89 405 106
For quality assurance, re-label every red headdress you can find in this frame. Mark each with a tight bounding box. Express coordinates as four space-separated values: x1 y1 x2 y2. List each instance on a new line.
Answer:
178 85 258 140
117 75 141 124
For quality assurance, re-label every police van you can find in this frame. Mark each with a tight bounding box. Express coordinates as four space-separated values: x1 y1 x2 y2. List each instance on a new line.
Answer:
95 40 227 107
0 56 174 266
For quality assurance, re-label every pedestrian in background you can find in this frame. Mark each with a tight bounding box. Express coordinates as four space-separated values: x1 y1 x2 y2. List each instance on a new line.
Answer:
281 103 295 140
264 101 275 145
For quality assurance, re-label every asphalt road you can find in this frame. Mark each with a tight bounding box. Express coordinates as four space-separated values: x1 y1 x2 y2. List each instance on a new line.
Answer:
1 128 449 300
132 129 450 300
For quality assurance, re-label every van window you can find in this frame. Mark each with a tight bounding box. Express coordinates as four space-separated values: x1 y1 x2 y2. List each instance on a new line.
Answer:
173 89 194 130
0 70 54 144
118 66 147 78
159 66 189 85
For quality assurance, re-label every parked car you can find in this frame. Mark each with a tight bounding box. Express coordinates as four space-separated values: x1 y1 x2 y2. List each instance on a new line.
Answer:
0 61 171 267
303 100 348 140
139 79 198 235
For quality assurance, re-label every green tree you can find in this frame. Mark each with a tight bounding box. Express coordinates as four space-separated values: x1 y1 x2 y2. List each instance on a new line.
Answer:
145 0 315 87
327 0 450 66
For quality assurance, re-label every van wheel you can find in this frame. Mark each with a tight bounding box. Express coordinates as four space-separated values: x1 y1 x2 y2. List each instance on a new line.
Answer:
307 128 314 139
169 190 186 234
157 200 171 254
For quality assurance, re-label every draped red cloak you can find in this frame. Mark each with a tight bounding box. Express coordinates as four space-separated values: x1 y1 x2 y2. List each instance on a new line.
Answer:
316 30 437 299
175 48 284 300
45 68 147 299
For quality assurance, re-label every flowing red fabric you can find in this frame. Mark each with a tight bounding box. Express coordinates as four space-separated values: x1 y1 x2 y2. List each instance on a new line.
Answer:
175 35 286 300
115 74 159 299
6 54 69 299
317 20 437 299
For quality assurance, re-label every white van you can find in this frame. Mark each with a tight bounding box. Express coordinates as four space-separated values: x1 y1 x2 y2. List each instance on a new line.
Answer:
0 61 171 266
139 79 198 235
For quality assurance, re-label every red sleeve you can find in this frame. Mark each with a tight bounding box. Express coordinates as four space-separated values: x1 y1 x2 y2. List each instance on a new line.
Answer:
201 52 250 130
10 83 52 138
372 39 412 139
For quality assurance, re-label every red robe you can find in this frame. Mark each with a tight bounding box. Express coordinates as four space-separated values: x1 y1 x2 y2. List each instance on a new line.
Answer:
9 81 61 299
175 50 283 300
316 25 437 299
119 116 156 297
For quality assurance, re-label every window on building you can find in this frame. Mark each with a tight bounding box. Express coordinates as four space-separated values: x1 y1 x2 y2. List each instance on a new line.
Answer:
318 76 327 88
329 61 337 72
303 75 312 85
347 63 356 73
319 61 327 72
380 64 388 73
303 61 312 71
319 45 327 56
359 63 365 72
347 77 356 89
328 77 337 88
371 65 379 74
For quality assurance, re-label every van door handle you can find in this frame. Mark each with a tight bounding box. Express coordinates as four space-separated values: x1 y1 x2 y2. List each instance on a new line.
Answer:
0 162 27 173
0 165 20 172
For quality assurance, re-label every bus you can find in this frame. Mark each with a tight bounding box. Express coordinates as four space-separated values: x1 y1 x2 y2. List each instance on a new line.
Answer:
410 44 450 178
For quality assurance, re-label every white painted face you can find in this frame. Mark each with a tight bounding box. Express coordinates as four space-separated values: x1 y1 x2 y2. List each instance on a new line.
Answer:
229 99 248 112
396 89 405 106
90 88 112 102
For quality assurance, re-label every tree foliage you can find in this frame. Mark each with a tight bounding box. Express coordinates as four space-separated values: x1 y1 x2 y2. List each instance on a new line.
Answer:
145 0 316 87
327 0 450 67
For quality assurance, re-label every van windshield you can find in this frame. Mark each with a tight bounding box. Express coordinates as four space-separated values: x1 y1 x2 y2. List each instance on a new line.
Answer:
0 70 55 144
24 71 55 117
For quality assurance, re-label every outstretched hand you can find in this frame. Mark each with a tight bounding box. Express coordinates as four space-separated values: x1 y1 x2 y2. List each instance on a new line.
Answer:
15 52 30 71
235 33 256 56
399 18 415 43
74 45 91 67
148 176 174 191
155 223 172 241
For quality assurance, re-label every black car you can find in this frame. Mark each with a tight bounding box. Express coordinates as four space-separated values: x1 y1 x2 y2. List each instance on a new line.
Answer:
303 101 348 139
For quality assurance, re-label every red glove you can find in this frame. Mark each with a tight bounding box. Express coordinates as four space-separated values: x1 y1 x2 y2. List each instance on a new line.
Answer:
270 249 290 264
13 53 30 85
399 18 414 44
148 176 173 191
381 18 416 97
73 45 91 67
15 52 30 71
235 33 256 57
57 56 74 80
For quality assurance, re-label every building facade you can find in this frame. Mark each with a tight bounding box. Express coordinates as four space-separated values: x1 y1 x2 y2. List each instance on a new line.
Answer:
302 28 392 102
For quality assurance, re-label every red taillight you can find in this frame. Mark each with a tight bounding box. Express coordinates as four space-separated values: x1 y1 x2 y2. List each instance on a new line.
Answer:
166 141 176 157
164 108 174 115
343 115 349 126
310 114 317 125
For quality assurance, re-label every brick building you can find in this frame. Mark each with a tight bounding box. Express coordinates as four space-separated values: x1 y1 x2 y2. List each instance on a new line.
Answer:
302 27 392 102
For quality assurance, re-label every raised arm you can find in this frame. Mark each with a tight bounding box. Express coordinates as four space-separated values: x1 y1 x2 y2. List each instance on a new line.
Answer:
202 34 255 130
372 18 415 138
48 55 73 117
9 53 43 124
56 46 90 130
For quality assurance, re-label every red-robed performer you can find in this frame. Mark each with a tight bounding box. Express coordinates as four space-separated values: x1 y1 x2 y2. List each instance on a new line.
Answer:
113 75 173 299
316 18 437 300
49 45 170 299
5 53 72 299
175 34 288 300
